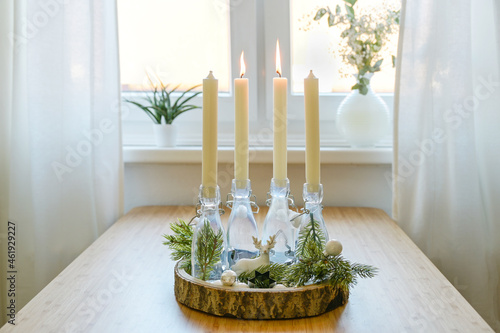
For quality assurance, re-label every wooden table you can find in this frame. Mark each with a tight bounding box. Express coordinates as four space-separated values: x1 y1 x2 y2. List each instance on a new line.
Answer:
1 206 493 333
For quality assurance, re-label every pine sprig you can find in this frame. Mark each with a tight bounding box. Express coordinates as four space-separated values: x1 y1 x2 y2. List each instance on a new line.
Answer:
351 263 378 279
295 213 326 259
194 220 224 281
162 219 194 274
162 216 377 293
284 254 377 289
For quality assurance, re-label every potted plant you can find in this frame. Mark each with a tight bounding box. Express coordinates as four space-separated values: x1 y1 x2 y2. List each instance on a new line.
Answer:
313 0 400 147
125 77 201 147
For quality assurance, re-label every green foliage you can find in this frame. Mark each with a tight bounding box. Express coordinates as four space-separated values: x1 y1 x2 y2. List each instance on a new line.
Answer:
288 217 377 288
236 221 377 289
164 216 377 291
238 263 289 286
345 4 355 19
194 220 224 281
237 254 377 290
314 8 327 20
295 213 326 259
285 254 377 290
313 0 400 95
162 219 194 274
125 75 201 124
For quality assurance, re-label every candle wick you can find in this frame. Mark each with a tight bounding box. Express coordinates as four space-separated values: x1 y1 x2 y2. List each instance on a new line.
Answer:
240 73 244 78
277 70 281 78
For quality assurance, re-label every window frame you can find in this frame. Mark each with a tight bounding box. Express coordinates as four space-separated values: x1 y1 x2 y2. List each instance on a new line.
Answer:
120 0 394 148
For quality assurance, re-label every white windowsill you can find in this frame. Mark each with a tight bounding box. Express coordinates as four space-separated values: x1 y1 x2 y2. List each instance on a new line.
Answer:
123 146 393 165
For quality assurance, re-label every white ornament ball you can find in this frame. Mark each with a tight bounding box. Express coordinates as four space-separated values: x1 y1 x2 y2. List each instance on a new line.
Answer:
236 205 247 218
221 270 237 286
325 239 343 256
289 210 302 228
273 284 287 289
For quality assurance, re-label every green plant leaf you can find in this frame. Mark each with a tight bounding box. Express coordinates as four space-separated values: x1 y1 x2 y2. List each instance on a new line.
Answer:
124 80 201 125
360 77 370 86
125 100 161 124
328 13 335 27
344 0 357 6
174 92 202 113
336 4 341 15
359 84 369 95
373 59 383 70
345 4 355 19
314 8 327 20
172 105 200 119
173 84 202 110
392 55 396 67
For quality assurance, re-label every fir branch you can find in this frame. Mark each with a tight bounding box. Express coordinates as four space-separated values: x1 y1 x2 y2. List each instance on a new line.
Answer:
284 254 378 288
295 213 326 259
162 217 377 294
195 220 224 281
162 219 194 274
351 263 378 279
325 255 355 291
284 259 315 287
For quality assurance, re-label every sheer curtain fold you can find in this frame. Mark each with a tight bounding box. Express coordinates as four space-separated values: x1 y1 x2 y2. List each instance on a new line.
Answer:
0 0 14 321
1 0 123 322
395 0 500 330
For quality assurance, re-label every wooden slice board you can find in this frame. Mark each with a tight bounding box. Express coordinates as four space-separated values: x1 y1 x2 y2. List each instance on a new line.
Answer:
174 262 348 320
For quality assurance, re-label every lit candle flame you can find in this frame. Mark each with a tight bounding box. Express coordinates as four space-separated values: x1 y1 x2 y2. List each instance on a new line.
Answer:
275 39 281 77
240 51 246 78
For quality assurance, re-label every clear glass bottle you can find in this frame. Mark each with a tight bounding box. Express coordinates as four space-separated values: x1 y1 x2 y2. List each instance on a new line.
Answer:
262 178 295 264
191 185 228 281
226 179 259 267
296 183 329 257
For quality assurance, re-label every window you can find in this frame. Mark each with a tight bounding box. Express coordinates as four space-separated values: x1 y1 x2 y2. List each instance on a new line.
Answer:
118 0 231 92
290 0 400 94
118 0 399 147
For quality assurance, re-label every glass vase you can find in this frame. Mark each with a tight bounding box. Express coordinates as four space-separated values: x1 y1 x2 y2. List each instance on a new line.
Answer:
296 183 329 258
191 185 228 281
336 74 390 148
226 179 259 268
262 178 296 264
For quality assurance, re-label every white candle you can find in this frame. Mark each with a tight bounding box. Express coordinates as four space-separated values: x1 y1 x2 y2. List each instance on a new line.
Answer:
304 70 320 188
234 52 249 184
202 71 218 190
273 39 287 181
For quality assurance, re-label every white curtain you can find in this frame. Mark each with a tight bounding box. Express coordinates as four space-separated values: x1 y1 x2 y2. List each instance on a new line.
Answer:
0 0 123 321
394 0 500 330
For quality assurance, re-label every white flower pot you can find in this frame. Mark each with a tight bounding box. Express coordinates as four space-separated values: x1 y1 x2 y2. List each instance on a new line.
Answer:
153 124 178 147
336 84 390 148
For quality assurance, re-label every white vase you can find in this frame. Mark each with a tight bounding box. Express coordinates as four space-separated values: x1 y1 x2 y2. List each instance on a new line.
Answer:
336 78 390 148
153 123 177 147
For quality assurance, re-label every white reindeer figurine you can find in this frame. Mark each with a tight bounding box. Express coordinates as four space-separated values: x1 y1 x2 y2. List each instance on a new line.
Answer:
231 235 277 276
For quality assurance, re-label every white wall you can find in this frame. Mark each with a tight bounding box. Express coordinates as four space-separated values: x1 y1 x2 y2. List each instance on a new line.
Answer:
124 162 392 216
